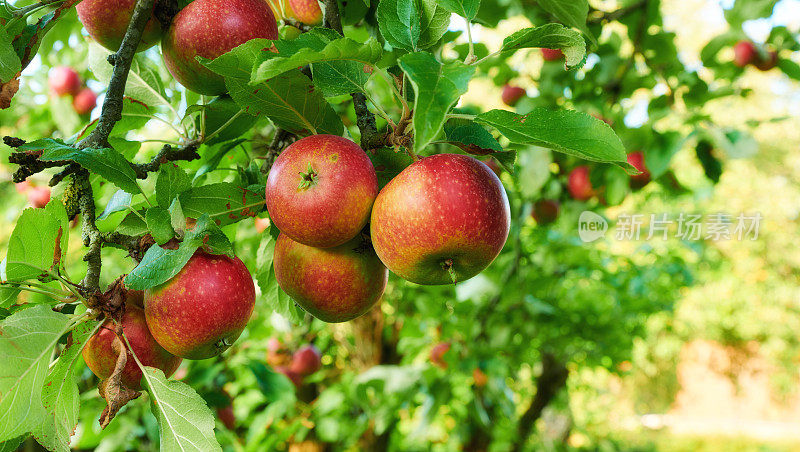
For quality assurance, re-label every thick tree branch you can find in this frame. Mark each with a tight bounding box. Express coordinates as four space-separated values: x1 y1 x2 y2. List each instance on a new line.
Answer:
130 143 200 179
511 352 569 452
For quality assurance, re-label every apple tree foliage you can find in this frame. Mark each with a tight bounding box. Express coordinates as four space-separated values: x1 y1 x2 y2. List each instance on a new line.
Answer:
0 0 797 450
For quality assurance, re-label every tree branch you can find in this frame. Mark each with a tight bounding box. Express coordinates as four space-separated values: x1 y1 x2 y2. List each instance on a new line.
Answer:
511 352 569 452
130 143 200 179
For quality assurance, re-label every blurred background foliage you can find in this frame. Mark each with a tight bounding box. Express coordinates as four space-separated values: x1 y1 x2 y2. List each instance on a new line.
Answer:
2 0 800 450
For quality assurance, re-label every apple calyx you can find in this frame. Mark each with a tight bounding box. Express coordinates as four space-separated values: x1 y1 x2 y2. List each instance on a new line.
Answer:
298 164 319 190
441 259 458 285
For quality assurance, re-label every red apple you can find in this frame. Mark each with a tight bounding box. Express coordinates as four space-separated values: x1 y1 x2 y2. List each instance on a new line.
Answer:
144 251 256 359
430 342 450 369
267 0 297 21
627 151 651 188
370 154 510 285
273 233 388 322
27 185 51 208
288 0 322 25
501 84 526 107
72 88 97 115
217 404 236 430
48 67 81 97
289 344 322 376
161 0 279 95
482 158 502 177
76 0 163 52
267 135 379 248
568 166 593 201
275 365 303 388
473 368 488 387
532 199 560 225
734 40 757 67
14 180 31 194
755 50 778 71
82 304 183 390
542 48 564 61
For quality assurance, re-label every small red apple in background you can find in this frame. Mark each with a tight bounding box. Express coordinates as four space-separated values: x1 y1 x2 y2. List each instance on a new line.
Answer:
267 0 297 21
473 368 488 387
216 404 236 430
161 0 279 95
290 344 322 376
82 304 183 390
48 67 81 97
288 0 322 25
15 181 31 193
567 166 594 201
532 199 560 225
627 151 651 189
755 50 778 71
266 337 291 367
144 251 256 359
267 135 378 248
275 365 303 388
72 88 97 115
370 154 510 285
542 48 564 61
501 84 526 107
273 233 388 322
733 40 757 67
254 217 270 233
77 0 163 52
430 342 451 369
27 185 51 208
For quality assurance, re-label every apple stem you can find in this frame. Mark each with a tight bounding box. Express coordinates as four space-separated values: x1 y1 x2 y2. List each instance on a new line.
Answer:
441 259 458 285
298 165 318 190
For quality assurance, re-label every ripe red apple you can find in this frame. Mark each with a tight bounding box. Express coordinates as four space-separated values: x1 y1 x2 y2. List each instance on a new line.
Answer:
430 342 450 369
15 181 31 194
266 0 296 21
273 233 388 322
289 344 322 376
275 365 303 388
82 305 183 390
267 135 379 248
161 0 279 95
254 217 270 233
627 151 651 188
473 368 488 387
542 48 564 61
567 166 593 201
501 84 526 107
370 154 510 285
532 199 560 225
755 50 778 71
72 88 97 115
76 0 163 52
144 251 256 359
288 0 322 25
216 404 236 430
733 40 757 67
27 185 51 208
48 67 81 97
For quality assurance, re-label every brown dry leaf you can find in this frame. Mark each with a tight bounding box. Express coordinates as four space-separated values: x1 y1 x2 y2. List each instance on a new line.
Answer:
98 336 140 428
0 78 20 109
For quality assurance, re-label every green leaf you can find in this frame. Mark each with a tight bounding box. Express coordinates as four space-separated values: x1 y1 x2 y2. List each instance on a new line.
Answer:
399 52 475 156
117 209 148 236
179 182 265 227
255 236 304 324
88 42 169 107
475 109 630 169
146 207 175 245
443 119 503 154
25 139 141 195
0 306 71 442
535 0 595 46
98 190 133 221
33 320 101 452
168 198 186 236
437 0 481 20
203 39 343 136
155 163 191 208
197 97 256 145
0 26 21 83
125 215 233 291
5 201 68 282
249 362 296 403
377 0 450 51
778 58 800 81
140 367 222 452
500 24 586 69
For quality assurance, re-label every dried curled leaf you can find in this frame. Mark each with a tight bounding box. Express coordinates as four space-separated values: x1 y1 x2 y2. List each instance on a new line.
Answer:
98 336 140 428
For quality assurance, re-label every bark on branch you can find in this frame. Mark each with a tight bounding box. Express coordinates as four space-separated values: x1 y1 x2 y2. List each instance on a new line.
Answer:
511 352 569 452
